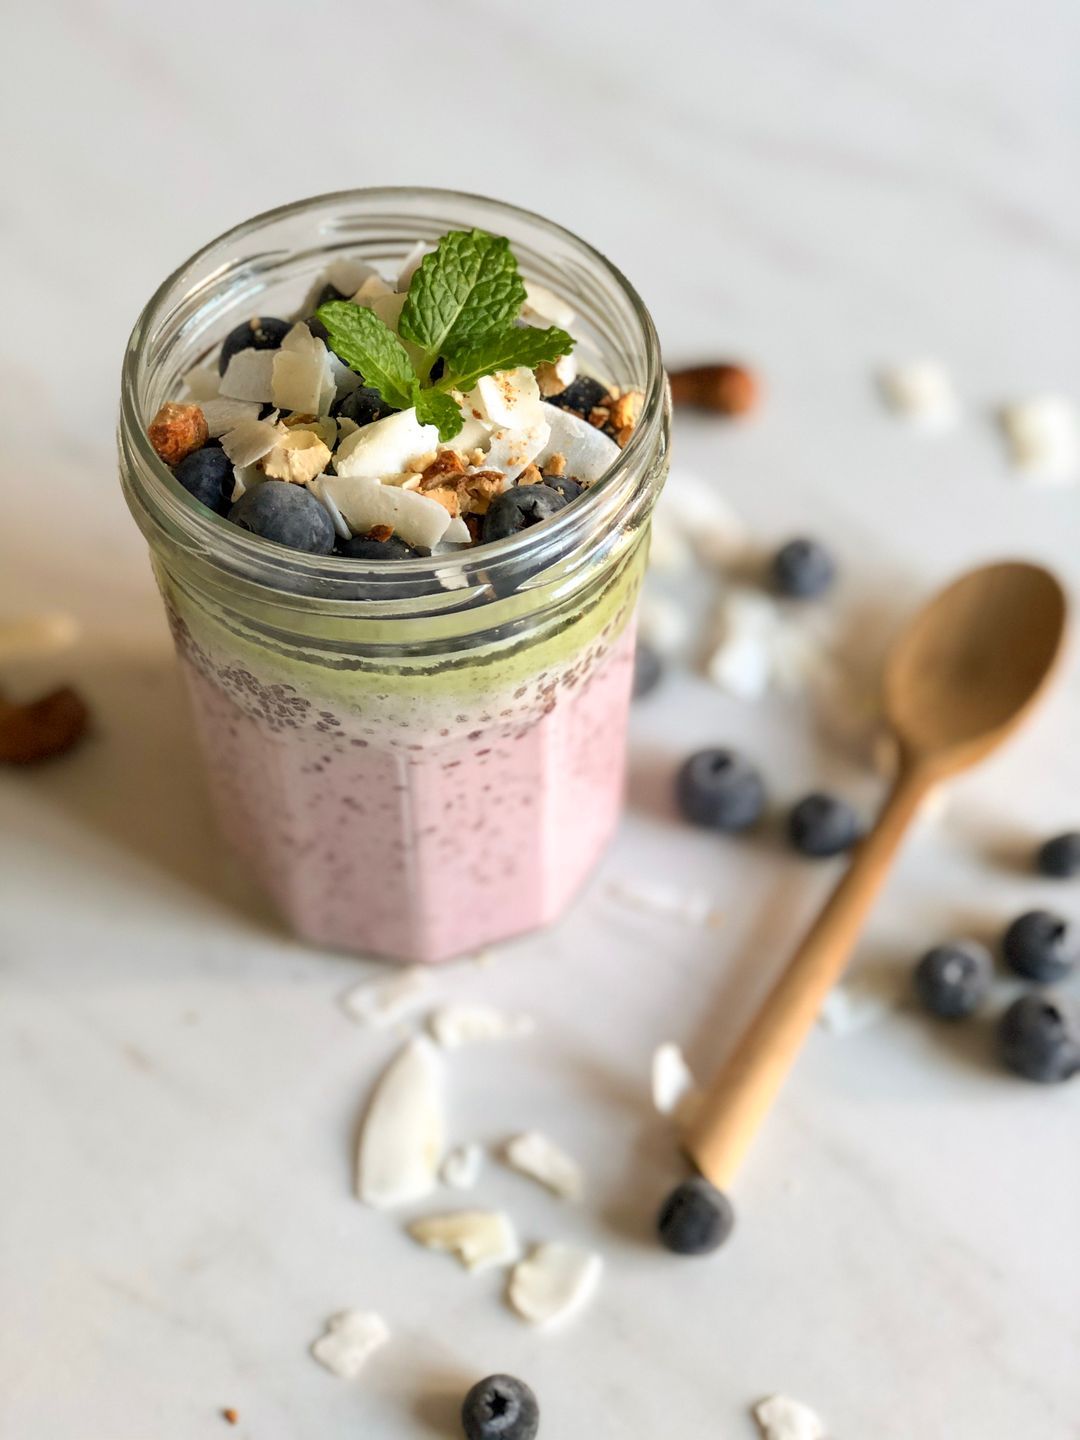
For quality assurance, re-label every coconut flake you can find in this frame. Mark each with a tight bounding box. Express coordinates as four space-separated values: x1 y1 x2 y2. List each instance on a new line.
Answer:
351 273 394 305
356 1036 444 1209
705 588 780 701
753 1394 827 1440
220 416 285 467
465 369 544 430
219 348 276 403
396 241 429 292
200 397 261 438
1000 395 1079 483
334 409 441 481
440 1144 484 1191
536 355 578 397
484 421 551 482
407 1210 519 1272
326 257 378 296
878 360 958 428
183 364 221 402
503 1132 583 1200
638 593 692 656
341 966 433 1028
651 1043 701 1124
440 517 473 546
660 473 749 567
607 879 721 927
271 323 332 415
428 1004 535 1049
310 1310 389 1379
314 475 452 550
508 1243 602 1327
523 281 575 330
818 971 899 1036
537 403 620 483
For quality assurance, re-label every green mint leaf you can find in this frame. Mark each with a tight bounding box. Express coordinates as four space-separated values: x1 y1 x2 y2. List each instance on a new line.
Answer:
399 229 527 375
315 301 418 411
413 388 464 443
440 326 574 394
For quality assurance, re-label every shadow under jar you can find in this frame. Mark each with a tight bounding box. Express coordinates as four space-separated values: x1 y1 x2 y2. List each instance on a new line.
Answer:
119 188 669 962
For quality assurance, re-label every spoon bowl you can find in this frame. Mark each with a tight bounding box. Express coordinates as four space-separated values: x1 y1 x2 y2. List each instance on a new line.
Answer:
884 560 1067 772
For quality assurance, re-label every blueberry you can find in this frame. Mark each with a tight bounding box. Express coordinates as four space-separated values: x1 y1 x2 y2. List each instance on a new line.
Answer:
657 1178 735 1255
788 792 862 858
173 445 234 515
330 386 397 426
998 994 1080 1083
771 538 836 599
676 749 765 832
217 316 291 376
461 1375 539 1440
336 533 418 560
541 472 584 502
1037 832 1080 879
227 481 335 554
913 941 993 1019
481 483 568 543
1002 910 1078 983
545 375 607 416
632 642 663 700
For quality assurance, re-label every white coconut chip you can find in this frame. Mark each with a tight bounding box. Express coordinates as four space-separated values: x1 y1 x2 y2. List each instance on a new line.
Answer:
465 369 544 430
334 409 441 481
537 403 621 483
326 257 379 296
536 355 578 397
428 1004 535 1049
1000 395 1079 483
503 1132 583 1201
442 516 473 545
523 281 575 330
356 1035 444 1209
651 1043 702 1124
231 463 265 503
310 1310 389 1379
407 1210 519 1272
326 352 365 403
219 347 277 403
878 360 958 428
312 480 350 540
705 588 780 701
351 273 395 305
607 879 721 927
638 593 692 656
647 510 695 574
271 323 332 415
482 421 552 482
818 971 900 1036
341 966 433 1028
440 1143 484 1191
183 363 221 402
314 475 452 551
396 241 429 292
200 396 262 438
508 1243 602 1328
220 416 285 468
753 1394 828 1440
660 473 749 567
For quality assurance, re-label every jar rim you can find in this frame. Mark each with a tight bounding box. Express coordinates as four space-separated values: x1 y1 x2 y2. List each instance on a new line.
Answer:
119 186 666 597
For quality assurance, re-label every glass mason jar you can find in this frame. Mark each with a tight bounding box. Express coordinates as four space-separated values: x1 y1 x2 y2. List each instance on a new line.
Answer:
118 189 669 963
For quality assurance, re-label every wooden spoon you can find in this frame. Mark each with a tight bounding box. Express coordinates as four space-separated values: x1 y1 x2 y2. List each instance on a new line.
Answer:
683 561 1067 1195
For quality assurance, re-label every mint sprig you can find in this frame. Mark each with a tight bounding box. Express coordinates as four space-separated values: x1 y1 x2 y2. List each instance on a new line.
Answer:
315 227 575 444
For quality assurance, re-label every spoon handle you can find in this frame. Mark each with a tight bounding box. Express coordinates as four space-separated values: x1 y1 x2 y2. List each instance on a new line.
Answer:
685 766 932 1189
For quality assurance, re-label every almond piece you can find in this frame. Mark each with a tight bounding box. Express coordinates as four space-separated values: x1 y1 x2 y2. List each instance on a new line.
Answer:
669 363 759 416
0 686 89 764
147 402 208 466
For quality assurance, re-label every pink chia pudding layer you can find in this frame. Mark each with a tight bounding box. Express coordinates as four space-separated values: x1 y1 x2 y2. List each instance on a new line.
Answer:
167 582 639 963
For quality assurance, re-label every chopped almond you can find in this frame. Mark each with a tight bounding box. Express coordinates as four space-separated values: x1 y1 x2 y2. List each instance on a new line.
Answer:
518 464 543 487
588 405 611 429
459 470 504 515
423 486 461 517
608 390 642 433
543 452 567 477
420 451 466 487
148 402 208 466
368 524 394 543
261 430 332 484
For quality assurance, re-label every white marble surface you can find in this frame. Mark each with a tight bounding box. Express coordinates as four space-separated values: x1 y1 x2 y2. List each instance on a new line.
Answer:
3 2 1080 1436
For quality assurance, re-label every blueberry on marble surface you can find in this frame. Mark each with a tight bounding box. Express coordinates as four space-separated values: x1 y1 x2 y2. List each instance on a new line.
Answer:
998 994 1080 1083
657 1178 735 1255
227 481 335 554
788 792 861 858
461 1374 539 1440
1002 910 1078 983
913 941 993 1019
481 484 568 543
1037 832 1080 879
771 537 836 599
676 748 765 831
217 316 291 375
173 445 234 514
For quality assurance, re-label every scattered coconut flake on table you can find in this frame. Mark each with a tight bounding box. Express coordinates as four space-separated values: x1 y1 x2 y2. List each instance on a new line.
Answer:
503 1132 583 1201
508 1243 602 1328
440 1143 484 1191
638 593 692 656
651 1043 701 1124
310 1310 390 1379
428 1004 535 1049
356 1036 444 1209
1000 395 1079 483
660 471 750 566
818 970 899 1036
705 587 779 701
407 1210 519 1272
0 612 80 662
878 360 958 428
341 966 433 1028
753 1394 827 1440
607 879 721 927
